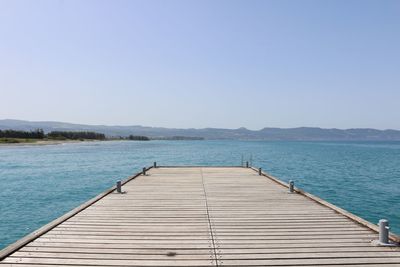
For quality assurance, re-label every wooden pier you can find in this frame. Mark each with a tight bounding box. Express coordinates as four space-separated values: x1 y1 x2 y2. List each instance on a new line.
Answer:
1 166 400 266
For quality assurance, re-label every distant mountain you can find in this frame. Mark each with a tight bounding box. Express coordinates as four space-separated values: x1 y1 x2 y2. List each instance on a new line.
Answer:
1 119 400 141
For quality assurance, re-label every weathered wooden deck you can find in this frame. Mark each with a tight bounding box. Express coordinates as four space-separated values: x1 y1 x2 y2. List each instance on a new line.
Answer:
1 166 400 266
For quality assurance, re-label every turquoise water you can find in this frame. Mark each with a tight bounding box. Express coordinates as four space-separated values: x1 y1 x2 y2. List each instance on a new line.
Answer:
0 140 399 249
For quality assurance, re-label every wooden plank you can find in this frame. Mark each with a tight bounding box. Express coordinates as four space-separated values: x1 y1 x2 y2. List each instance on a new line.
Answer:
1 265 399 267
11 251 214 260
2 257 217 266
26 241 382 249
217 258 400 265
19 246 396 254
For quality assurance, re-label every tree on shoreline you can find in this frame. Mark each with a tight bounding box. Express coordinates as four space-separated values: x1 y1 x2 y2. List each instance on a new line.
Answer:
0 129 105 140
127 135 150 141
0 129 45 139
47 131 106 140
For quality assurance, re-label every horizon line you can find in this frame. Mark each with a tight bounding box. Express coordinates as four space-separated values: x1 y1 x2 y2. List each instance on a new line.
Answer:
1 118 399 132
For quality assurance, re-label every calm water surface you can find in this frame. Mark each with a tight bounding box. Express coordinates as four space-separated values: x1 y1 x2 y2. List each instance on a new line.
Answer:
1 140 399 249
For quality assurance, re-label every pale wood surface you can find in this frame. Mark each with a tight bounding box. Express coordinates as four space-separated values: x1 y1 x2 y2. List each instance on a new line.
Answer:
1 167 400 266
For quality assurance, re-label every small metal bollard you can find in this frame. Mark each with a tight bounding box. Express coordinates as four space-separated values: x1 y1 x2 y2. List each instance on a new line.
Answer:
379 219 390 245
154 162 157 168
143 167 146 175
258 167 262 175
116 180 122 193
289 180 294 193
246 161 249 168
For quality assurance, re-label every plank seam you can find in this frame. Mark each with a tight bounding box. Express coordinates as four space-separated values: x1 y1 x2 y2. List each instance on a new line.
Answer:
200 168 219 267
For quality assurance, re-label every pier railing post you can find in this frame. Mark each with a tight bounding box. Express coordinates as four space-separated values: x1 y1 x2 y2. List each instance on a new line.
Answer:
143 167 146 175
379 219 390 245
116 180 122 193
258 168 262 175
289 180 294 193
246 161 249 168
154 162 157 168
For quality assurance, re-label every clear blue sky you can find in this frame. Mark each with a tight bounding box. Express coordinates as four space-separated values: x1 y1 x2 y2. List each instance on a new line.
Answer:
0 0 399 130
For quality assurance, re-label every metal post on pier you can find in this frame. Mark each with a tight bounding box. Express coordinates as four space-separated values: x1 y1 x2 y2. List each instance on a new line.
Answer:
153 162 157 168
379 219 390 245
143 167 146 175
246 161 249 168
116 180 122 193
258 167 262 175
289 180 294 193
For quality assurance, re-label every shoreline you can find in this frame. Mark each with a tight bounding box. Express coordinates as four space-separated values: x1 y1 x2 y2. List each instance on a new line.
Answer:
0 139 154 147
0 139 102 147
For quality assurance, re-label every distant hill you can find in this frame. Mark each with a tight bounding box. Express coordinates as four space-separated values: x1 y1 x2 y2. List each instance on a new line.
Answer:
1 119 400 141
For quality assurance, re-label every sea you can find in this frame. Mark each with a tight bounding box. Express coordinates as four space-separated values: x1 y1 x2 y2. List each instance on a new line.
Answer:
0 140 399 249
